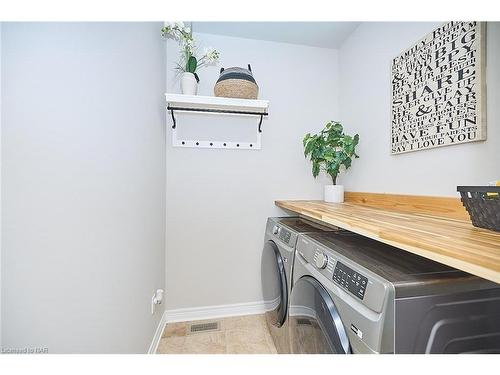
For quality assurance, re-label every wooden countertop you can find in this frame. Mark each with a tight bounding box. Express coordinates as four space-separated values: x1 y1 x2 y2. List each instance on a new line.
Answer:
275 193 500 284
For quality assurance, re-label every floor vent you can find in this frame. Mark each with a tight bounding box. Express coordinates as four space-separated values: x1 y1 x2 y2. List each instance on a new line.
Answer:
188 321 220 334
297 318 312 326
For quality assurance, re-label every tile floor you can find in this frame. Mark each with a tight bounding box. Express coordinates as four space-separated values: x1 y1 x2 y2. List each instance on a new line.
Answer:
156 314 277 354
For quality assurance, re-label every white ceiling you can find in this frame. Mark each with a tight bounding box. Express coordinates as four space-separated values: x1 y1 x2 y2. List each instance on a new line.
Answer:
192 22 360 49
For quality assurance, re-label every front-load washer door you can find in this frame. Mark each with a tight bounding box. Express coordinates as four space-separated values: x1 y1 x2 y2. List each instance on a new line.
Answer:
261 240 288 327
289 276 351 354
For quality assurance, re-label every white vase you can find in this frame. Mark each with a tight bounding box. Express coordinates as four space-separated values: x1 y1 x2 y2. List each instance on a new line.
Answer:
324 185 344 203
181 72 198 95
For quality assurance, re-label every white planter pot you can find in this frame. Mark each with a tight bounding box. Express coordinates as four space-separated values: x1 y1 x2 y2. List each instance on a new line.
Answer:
324 185 344 203
181 72 198 95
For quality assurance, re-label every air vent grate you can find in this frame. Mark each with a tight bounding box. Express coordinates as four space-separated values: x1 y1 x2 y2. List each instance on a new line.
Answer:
297 318 312 326
188 321 220 334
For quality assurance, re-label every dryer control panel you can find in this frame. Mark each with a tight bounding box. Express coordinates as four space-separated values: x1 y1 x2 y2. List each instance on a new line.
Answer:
333 261 368 300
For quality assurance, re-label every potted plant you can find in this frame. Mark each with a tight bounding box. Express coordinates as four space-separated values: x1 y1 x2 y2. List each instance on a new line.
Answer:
303 121 359 203
161 22 220 95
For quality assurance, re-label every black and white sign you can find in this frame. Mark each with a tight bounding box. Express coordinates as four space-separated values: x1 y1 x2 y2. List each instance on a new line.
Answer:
391 22 486 154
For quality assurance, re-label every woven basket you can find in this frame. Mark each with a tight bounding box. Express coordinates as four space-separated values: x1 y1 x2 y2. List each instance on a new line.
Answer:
214 65 259 100
214 79 258 99
457 186 500 232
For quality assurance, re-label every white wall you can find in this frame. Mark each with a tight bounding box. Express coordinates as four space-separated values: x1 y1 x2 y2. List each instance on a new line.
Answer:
339 22 500 197
1 23 166 353
165 33 339 310
0 22 2 348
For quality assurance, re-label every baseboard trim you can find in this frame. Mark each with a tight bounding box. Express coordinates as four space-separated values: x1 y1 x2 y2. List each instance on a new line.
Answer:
147 309 168 354
164 301 267 323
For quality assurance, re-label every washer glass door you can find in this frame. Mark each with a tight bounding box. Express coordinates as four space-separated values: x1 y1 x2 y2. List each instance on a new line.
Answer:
261 240 288 327
289 276 351 354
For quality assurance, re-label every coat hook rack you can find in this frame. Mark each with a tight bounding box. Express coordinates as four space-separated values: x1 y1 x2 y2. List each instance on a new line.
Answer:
165 93 270 150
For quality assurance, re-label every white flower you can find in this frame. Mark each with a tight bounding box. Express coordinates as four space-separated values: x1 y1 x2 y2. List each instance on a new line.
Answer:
161 23 220 74
182 38 196 54
162 21 191 39
205 48 220 63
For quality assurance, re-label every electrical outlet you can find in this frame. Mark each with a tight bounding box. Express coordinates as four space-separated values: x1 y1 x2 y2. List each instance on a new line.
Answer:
151 289 165 314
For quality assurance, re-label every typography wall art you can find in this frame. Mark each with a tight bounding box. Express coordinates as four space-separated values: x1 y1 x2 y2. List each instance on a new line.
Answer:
391 22 486 154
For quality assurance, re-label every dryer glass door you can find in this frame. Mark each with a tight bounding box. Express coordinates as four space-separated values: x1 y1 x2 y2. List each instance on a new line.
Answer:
289 276 351 354
261 240 288 327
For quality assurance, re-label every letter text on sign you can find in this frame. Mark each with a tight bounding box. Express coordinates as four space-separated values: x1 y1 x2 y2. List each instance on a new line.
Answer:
391 22 486 154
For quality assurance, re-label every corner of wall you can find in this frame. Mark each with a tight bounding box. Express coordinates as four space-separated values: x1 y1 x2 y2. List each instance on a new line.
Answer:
0 21 3 348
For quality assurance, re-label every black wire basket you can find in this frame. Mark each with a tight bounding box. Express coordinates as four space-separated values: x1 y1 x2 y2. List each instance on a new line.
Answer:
457 186 500 232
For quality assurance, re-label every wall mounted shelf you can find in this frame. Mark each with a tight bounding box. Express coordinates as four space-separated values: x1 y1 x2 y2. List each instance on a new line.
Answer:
165 93 269 150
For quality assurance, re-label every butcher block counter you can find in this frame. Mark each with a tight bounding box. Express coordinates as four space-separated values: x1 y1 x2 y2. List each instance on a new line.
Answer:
275 192 500 284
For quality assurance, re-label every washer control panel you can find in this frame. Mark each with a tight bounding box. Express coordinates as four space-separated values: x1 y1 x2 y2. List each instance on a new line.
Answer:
278 227 292 244
333 261 368 300
296 234 389 314
271 224 293 246
314 252 328 269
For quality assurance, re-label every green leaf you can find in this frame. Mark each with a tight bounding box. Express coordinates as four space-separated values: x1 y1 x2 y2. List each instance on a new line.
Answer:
332 122 343 133
353 134 360 146
343 157 352 169
186 55 197 73
345 143 354 155
327 164 339 181
304 138 316 157
312 161 320 178
303 133 311 147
